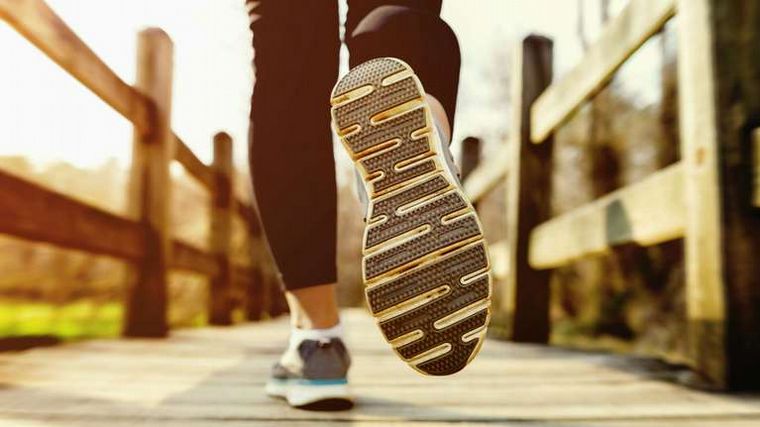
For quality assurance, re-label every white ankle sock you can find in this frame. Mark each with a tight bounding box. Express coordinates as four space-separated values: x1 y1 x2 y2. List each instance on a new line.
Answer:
288 322 344 349
280 322 344 367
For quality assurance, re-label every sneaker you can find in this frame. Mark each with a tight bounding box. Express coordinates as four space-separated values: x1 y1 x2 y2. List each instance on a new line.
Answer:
330 58 492 376
265 338 353 410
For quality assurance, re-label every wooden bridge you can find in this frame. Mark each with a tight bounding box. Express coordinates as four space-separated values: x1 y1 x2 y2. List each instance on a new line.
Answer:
2 309 760 426
1 0 760 424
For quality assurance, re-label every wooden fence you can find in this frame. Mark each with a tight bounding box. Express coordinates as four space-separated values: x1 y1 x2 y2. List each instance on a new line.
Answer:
463 0 760 390
0 0 285 337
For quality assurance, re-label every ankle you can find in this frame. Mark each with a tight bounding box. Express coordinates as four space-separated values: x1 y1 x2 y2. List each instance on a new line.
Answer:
285 284 340 329
290 315 340 330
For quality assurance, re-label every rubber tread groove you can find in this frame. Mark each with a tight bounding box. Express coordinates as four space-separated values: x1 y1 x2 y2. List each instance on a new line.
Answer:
331 58 491 376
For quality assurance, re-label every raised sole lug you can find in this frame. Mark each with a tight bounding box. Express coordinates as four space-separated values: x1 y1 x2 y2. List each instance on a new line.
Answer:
331 58 492 376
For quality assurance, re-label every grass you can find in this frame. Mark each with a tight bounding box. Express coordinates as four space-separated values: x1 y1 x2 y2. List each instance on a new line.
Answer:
0 300 122 340
0 298 213 344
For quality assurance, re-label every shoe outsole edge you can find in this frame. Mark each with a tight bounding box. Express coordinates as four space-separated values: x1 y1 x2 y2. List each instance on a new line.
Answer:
331 58 492 376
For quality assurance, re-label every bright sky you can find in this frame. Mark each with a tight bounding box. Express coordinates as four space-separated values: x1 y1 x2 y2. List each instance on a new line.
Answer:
0 0 657 171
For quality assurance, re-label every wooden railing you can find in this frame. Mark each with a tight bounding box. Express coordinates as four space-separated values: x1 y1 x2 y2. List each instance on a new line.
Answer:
463 0 760 390
0 0 284 337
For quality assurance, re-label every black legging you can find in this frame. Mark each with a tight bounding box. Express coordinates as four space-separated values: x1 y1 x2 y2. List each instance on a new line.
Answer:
247 0 461 290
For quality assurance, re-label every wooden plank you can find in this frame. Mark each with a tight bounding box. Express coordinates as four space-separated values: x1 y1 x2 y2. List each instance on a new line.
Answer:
209 132 234 325
488 240 509 280
676 0 760 390
530 0 676 142
1 310 760 424
503 35 554 343
174 135 214 189
1 400 760 424
675 0 727 389
5 422 758 427
170 240 219 277
173 134 255 234
235 199 259 236
463 145 509 203
124 29 174 338
1 382 736 408
0 0 151 133
529 162 686 269
0 168 144 259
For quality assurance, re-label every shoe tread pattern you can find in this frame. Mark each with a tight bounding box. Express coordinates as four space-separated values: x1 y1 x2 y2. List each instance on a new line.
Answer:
331 58 491 376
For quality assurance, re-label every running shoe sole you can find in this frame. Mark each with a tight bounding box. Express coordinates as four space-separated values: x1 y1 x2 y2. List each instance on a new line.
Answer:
330 58 492 376
266 379 354 410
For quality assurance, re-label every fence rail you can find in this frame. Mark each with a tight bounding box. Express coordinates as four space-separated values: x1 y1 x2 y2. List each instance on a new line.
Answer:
528 162 686 269
175 136 216 189
463 0 760 390
530 0 677 142
0 168 146 260
0 0 151 132
0 0 281 337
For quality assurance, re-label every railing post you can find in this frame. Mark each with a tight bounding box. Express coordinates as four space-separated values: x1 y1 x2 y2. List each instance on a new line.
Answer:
676 0 760 390
124 29 174 337
209 132 234 325
503 35 554 343
460 136 482 182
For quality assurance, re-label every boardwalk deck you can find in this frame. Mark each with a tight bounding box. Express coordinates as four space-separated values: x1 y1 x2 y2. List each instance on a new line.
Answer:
0 309 759 426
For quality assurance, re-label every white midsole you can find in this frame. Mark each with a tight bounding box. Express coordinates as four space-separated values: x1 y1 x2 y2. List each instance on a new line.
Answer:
265 379 353 407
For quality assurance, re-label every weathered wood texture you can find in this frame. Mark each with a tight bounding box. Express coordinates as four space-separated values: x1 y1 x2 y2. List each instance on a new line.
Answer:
124 29 174 338
529 162 685 269
0 168 145 260
173 135 257 234
0 0 151 132
0 0 255 229
235 199 259 236
488 240 510 281
0 0 275 329
170 240 219 277
174 136 215 189
463 145 509 203
0 163 231 281
503 35 553 343
1 310 759 425
676 0 760 390
530 0 676 142
209 132 234 326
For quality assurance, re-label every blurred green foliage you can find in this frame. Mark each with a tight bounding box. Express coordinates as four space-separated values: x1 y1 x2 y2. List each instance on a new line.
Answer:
0 300 121 339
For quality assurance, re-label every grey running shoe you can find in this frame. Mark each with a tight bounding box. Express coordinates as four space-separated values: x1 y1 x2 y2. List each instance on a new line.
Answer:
331 58 492 376
265 338 353 410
